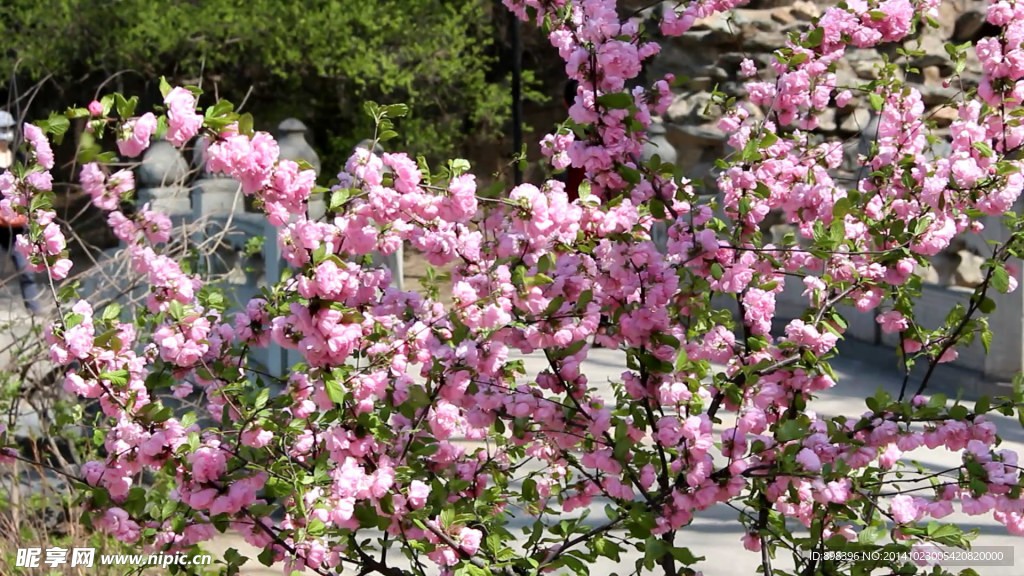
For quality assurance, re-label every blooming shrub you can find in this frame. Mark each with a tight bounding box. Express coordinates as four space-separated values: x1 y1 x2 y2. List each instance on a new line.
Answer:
4 1 1024 575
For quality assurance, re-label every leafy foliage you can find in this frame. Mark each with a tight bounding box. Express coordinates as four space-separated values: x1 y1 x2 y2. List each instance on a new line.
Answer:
0 0 520 168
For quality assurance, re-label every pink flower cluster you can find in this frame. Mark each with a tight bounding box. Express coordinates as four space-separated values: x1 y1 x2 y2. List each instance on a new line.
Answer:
80 162 135 211
204 129 315 225
117 112 157 158
9 1 1024 574
164 88 203 146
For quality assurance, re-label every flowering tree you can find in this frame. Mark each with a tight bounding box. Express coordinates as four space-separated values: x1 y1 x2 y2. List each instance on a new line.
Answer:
4 0 1024 575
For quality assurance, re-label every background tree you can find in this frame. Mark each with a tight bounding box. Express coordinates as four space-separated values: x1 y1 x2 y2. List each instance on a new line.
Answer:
0 0 545 176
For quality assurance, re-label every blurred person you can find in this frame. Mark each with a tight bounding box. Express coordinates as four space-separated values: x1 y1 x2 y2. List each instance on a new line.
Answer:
558 80 587 202
552 84 613 345
0 110 42 314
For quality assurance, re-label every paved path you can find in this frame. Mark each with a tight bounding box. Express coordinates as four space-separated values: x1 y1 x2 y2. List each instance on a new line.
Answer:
2 276 1021 574
204 341 1024 575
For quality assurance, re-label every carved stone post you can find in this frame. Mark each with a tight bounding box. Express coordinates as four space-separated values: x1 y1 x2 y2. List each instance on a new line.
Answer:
190 137 244 219
277 118 325 220
137 140 191 221
277 118 324 371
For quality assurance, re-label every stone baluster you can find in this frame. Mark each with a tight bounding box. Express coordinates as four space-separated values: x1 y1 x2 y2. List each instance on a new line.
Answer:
191 136 290 374
190 137 244 219
136 140 191 223
81 142 191 306
277 118 325 220
978 197 1024 380
276 118 323 372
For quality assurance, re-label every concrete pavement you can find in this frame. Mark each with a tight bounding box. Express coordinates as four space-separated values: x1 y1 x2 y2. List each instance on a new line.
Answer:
206 340 1024 575
2 264 1022 575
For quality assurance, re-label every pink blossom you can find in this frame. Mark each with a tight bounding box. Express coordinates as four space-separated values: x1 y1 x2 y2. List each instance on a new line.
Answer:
821 480 851 504
890 494 921 523
739 58 757 78
241 428 274 448
206 132 280 194
458 527 482 555
189 445 227 483
446 174 478 221
878 444 902 469
23 123 54 169
164 87 203 146
98 508 141 542
408 480 430 509
877 310 909 334
117 112 157 158
796 448 821 472
80 163 108 207
429 401 462 440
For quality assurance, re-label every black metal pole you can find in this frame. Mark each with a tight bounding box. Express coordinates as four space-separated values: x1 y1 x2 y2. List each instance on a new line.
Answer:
511 16 523 185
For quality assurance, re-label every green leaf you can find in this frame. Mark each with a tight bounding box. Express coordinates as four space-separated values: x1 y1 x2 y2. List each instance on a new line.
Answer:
159 77 172 99
613 421 630 463
643 537 667 569
805 27 824 48
168 300 185 321
449 158 471 176
522 477 538 501
254 388 270 410
440 508 455 529
383 103 409 118
858 524 886 544
576 289 594 311
596 92 633 109
592 537 622 561
101 303 121 322
869 93 884 112
224 548 248 568
992 266 1010 293
972 141 994 158
29 193 53 212
329 188 351 211
650 197 666 219
258 547 275 567
43 113 71 144
669 547 701 566
975 396 990 415
325 379 345 404
543 295 566 316
978 296 996 314
652 332 680 348
99 370 129 386
618 165 641 184
264 477 294 498
238 113 254 136
789 52 809 67
114 93 137 119
777 419 807 442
